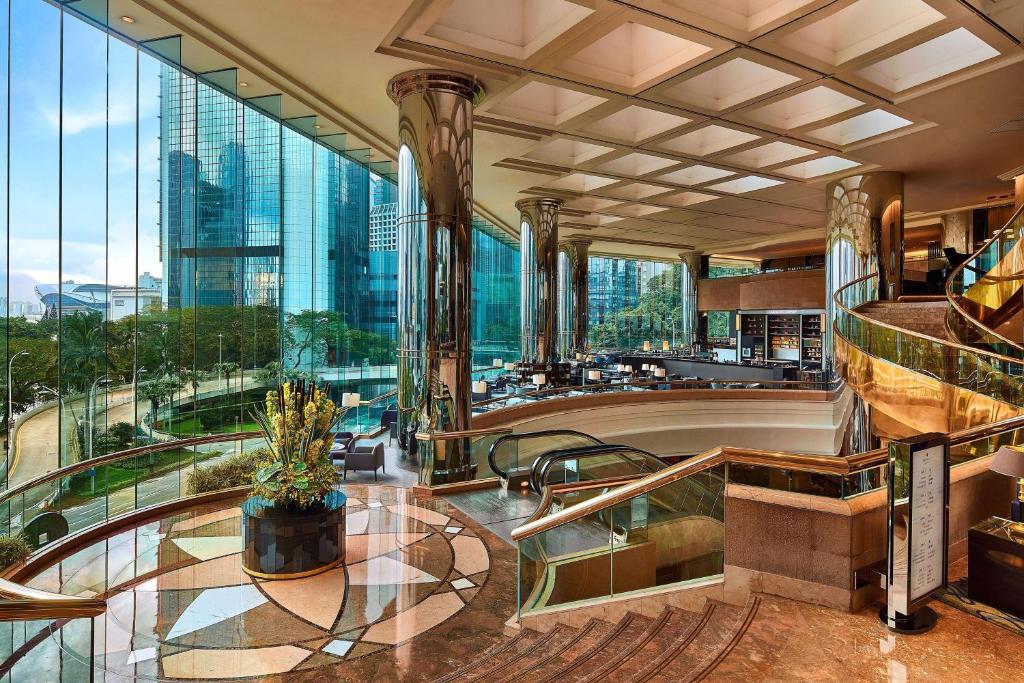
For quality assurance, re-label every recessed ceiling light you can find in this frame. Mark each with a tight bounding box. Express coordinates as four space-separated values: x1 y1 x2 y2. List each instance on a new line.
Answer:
314 124 322 129
238 81 249 87
120 15 135 23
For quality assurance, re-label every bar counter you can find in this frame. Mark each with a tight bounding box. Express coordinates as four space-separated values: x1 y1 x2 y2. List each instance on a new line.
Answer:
620 354 797 382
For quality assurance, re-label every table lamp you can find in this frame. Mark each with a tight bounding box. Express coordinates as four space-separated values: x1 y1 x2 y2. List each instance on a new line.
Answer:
641 364 650 371
662 340 669 351
492 358 502 368
504 362 516 372
472 380 488 394
643 340 651 351
341 392 361 408
587 370 602 382
654 367 666 378
991 445 1024 521
532 373 546 386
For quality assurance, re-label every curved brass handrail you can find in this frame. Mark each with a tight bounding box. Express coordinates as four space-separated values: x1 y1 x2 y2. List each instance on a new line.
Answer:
0 578 105 620
835 272 1023 367
1 431 264 506
471 376 841 409
0 430 263 621
510 411 1024 541
945 202 1024 353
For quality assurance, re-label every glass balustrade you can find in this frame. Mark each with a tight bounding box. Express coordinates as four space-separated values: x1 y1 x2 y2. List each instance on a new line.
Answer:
946 204 1024 356
516 465 725 617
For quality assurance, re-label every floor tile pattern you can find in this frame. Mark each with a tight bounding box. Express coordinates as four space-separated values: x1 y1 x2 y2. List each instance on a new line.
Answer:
24 484 516 681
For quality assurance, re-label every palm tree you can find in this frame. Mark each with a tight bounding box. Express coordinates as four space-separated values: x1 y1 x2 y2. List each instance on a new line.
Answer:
139 375 183 437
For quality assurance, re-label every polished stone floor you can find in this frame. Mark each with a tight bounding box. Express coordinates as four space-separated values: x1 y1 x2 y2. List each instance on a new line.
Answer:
21 485 516 681
10 485 1024 682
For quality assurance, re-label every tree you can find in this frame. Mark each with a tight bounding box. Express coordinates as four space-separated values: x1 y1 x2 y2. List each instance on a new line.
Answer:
139 375 184 435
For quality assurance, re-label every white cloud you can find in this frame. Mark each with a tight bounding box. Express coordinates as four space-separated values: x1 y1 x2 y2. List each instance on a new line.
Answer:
39 92 156 136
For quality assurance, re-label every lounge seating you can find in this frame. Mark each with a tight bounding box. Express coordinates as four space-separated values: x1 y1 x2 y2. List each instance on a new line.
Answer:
380 408 398 445
343 442 386 480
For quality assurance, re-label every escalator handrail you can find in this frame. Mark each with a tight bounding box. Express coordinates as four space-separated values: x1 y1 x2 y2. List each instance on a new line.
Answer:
944 202 1024 354
486 429 603 479
529 444 671 494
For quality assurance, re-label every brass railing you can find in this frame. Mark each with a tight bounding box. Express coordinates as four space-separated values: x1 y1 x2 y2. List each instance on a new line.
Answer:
945 202 1024 355
472 376 841 410
511 412 1024 541
0 431 265 621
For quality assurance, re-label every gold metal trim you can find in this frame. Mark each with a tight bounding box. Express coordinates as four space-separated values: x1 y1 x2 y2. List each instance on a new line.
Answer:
835 273 1022 366
945 202 1024 353
414 427 513 441
0 579 105 620
241 556 344 581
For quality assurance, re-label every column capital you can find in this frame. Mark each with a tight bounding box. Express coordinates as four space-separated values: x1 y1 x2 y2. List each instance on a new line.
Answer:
515 197 564 213
386 69 484 105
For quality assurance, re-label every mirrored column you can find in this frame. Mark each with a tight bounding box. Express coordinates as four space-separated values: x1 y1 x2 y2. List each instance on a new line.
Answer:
679 251 702 350
517 198 563 365
387 70 482 484
557 248 573 359
824 171 904 371
563 240 590 355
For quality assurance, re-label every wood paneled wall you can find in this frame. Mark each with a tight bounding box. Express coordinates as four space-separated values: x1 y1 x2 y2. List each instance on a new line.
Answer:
698 269 826 311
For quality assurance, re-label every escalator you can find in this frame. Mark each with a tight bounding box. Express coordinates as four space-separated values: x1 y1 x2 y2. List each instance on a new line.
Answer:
487 429 602 489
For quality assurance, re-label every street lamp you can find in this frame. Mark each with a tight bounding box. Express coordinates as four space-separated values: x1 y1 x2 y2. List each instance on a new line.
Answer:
133 367 147 432
218 334 224 382
87 375 111 461
5 350 29 476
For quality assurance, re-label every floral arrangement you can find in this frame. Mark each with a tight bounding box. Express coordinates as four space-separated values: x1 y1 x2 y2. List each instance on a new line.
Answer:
250 379 345 508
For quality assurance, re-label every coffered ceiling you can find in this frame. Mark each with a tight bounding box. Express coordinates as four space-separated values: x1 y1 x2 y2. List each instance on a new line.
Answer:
117 0 1024 260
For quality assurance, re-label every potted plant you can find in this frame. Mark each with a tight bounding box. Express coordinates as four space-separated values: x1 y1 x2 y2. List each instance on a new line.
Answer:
241 379 349 579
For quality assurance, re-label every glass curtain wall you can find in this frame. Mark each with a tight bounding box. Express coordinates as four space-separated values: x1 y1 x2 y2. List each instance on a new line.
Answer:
588 257 680 350
0 0 520 487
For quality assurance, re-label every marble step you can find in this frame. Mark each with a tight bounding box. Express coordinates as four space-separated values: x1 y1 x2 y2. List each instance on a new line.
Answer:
628 599 746 682
552 612 656 683
576 606 703 683
500 619 614 683
478 622 582 681
701 597 791 681
443 627 548 683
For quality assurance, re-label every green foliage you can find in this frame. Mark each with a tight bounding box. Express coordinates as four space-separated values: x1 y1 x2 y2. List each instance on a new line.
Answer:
107 421 137 447
186 448 266 495
590 266 682 348
250 381 345 508
0 535 32 571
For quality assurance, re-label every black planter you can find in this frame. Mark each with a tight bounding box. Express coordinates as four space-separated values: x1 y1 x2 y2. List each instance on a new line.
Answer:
241 490 346 580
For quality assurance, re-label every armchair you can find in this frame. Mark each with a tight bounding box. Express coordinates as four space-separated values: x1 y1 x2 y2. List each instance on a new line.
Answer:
343 442 386 480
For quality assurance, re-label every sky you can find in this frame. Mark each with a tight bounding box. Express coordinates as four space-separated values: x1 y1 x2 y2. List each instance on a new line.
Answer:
5 1 162 300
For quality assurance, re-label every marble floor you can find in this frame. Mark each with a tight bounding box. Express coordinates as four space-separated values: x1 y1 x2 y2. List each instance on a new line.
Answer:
9 483 1024 682
18 484 516 682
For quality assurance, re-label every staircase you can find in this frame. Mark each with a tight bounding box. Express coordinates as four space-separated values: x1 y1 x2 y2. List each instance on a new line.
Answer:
856 300 951 341
434 598 761 683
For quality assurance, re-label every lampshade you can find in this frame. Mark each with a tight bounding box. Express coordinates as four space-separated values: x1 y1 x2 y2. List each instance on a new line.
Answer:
492 358 502 367
643 340 651 351
991 445 1024 478
616 364 624 371
341 392 361 407
504 362 516 371
575 352 584 361
654 367 666 378
587 370 602 381
532 373 546 386
472 381 488 394
641 364 650 371
622 365 633 373
662 340 669 351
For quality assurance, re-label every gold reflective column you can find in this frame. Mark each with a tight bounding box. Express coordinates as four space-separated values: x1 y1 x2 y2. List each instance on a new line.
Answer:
517 198 563 365
387 70 483 485
679 250 701 350
565 239 591 355
557 247 573 359
824 171 904 371
825 171 903 455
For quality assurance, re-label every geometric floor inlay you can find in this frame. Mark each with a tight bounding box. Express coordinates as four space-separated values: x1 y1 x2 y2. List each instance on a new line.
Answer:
27 484 495 681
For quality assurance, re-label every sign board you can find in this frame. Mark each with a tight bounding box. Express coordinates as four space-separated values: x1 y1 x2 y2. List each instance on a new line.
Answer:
885 434 949 625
